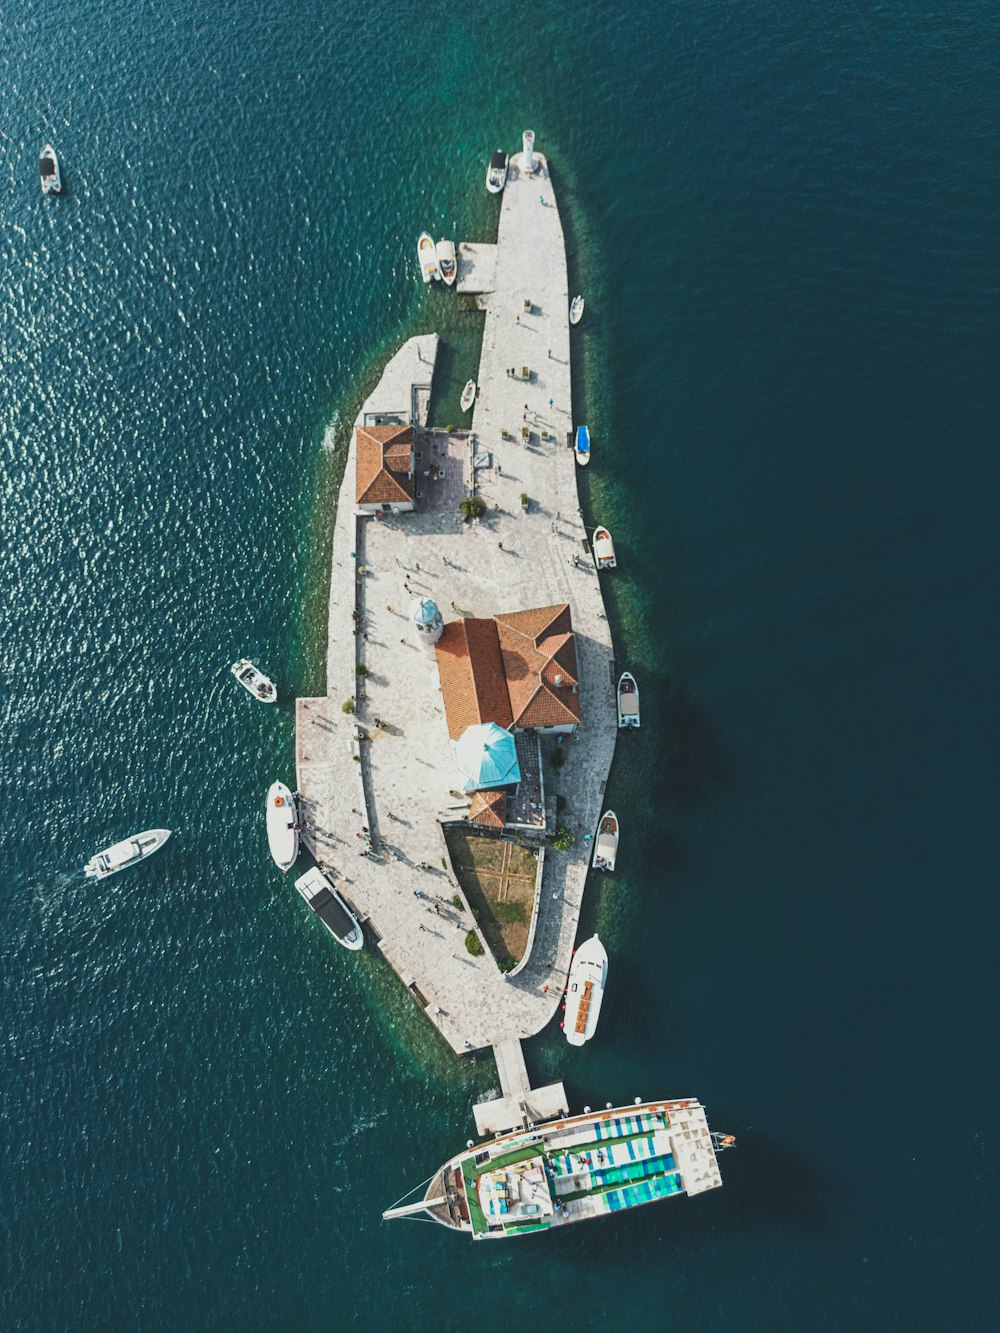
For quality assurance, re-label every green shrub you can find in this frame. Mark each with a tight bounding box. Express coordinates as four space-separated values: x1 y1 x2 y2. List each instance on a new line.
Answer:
498 955 517 974
465 930 484 957
451 895 462 909
549 825 574 853
460 495 487 520
551 748 567 769
355 664 369 678
556 795 568 814
341 698 356 714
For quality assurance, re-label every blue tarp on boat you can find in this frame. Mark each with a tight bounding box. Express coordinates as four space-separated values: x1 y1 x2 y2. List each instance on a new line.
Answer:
575 425 590 454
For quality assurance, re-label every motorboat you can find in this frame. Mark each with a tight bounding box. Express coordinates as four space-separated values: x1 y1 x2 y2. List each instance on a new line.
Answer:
486 150 508 194
231 659 277 703
39 144 61 194
592 811 619 872
460 379 476 412
562 934 608 1046
617 672 640 729
294 867 364 951
84 829 171 879
592 526 617 570
570 295 584 325
266 781 299 872
417 232 439 283
437 238 457 285
574 424 590 467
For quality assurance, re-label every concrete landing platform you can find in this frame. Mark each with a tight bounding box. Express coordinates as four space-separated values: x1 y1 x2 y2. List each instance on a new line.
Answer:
456 243 497 294
474 1037 567 1135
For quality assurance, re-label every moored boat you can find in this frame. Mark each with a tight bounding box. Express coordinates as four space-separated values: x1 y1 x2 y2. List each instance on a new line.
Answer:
383 1098 731 1239
437 238 457 285
294 867 364 951
486 150 508 194
592 526 616 569
569 295 584 325
574 425 590 467
592 811 619 872
563 933 608 1046
84 828 171 879
266 781 299 872
460 380 476 412
417 232 439 283
617 672 640 729
230 658 277 703
39 144 61 194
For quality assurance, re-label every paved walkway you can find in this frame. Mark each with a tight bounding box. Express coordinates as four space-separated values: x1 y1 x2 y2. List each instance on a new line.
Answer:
297 152 617 1055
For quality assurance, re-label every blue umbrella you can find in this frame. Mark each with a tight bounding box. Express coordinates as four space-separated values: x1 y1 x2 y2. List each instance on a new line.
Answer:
453 723 521 793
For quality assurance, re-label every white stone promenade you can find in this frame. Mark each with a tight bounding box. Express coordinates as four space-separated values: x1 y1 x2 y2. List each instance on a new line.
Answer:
296 152 617 1055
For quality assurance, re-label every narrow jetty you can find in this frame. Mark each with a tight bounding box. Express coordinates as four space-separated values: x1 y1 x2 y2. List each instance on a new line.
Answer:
296 149 616 1103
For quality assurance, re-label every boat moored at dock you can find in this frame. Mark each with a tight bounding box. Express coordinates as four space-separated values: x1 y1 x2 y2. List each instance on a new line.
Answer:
417 232 439 283
265 781 299 872
486 150 508 193
574 425 590 467
383 1099 731 1239
437 238 457 285
231 659 276 703
294 867 364 951
84 829 171 879
569 295 584 325
563 934 608 1045
460 379 476 412
592 811 619 872
617 672 640 728
592 526 616 569
39 144 61 194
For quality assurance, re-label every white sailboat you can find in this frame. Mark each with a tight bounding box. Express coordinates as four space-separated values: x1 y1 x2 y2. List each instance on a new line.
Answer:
266 781 299 872
563 934 608 1046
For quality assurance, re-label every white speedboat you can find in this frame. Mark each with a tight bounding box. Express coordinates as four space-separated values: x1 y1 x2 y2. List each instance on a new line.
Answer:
266 781 299 872
84 829 171 879
592 526 616 569
563 934 608 1047
417 232 439 283
617 672 640 729
460 379 476 412
294 867 364 951
39 144 61 194
486 150 508 194
574 424 590 468
570 295 584 325
231 658 277 703
437 238 457 286
592 810 619 872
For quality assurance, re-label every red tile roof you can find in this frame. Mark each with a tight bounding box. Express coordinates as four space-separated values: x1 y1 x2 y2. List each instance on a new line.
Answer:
435 619 513 740
469 789 507 829
355 424 415 505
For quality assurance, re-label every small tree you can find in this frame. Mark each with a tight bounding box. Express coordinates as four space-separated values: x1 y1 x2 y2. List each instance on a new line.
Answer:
341 698 356 714
465 930 484 957
355 663 369 678
460 495 487 520
520 492 529 508
549 825 574 853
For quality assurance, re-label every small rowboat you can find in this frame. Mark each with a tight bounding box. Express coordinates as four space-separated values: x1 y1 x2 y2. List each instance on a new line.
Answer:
570 295 584 325
592 526 616 569
617 672 640 729
417 232 439 283
574 424 590 467
460 380 476 412
563 934 608 1046
486 150 508 194
592 811 619 872
231 659 277 703
438 238 457 286
266 781 299 872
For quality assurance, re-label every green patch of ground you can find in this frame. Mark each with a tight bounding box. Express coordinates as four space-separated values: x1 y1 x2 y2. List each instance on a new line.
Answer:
445 828 538 968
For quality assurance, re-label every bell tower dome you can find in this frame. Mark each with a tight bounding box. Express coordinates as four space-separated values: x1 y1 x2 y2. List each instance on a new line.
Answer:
409 596 443 652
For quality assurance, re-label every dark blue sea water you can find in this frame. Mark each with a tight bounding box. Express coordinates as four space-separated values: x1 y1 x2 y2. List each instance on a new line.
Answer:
2 2 997 1328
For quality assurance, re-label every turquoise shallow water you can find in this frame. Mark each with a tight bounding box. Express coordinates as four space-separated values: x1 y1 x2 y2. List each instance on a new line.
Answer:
2 1 998 1328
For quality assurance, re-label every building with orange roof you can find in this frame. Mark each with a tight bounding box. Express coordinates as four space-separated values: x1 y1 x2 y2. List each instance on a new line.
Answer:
469 788 507 830
355 423 416 513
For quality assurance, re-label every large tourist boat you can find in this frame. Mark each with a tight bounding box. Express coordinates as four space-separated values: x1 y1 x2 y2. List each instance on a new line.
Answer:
486 150 508 193
39 144 61 194
592 811 619 872
437 238 457 286
84 829 171 879
265 781 299 872
294 867 364 951
383 1099 733 1239
617 672 640 728
417 232 439 283
230 658 277 703
562 934 607 1046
